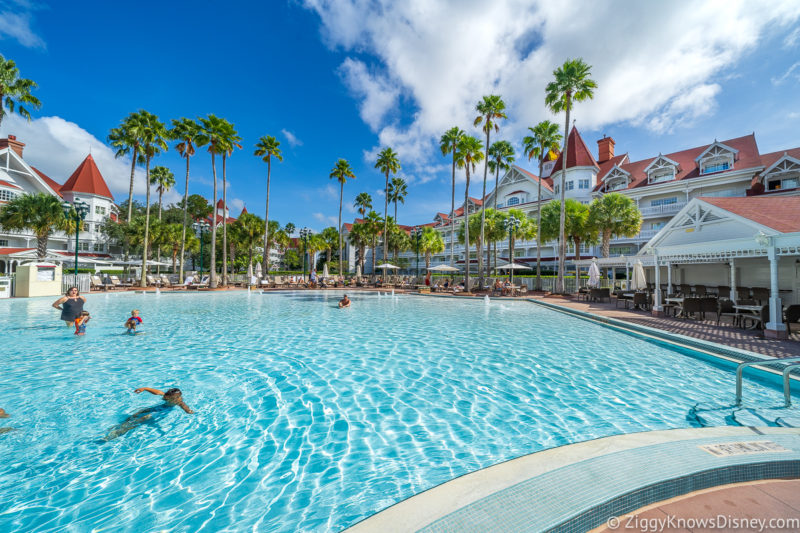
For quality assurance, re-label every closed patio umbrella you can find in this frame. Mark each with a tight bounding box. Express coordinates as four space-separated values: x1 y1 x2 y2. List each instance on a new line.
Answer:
356 263 362 278
495 262 531 270
323 262 329 279
588 259 601 288
631 260 647 290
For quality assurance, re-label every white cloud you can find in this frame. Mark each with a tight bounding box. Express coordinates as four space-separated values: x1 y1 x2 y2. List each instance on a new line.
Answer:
313 212 338 225
771 62 800 85
304 0 800 167
229 198 245 213
281 128 303 147
0 9 44 49
785 27 800 48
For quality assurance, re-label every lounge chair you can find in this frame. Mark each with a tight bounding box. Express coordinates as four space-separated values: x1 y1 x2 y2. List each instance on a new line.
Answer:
146 275 162 287
90 275 104 291
110 275 132 289
160 275 173 288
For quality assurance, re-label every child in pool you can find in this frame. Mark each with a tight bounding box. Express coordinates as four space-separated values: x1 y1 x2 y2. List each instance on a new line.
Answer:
125 309 143 334
0 408 12 435
103 388 193 441
74 311 90 335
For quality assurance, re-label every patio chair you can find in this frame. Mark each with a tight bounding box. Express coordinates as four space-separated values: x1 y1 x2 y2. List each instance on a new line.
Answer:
628 292 649 311
694 284 707 296
751 287 770 304
699 297 718 321
736 286 751 299
589 288 610 303
615 292 632 308
681 297 702 318
679 284 692 297
260 276 274 288
717 298 739 326
159 275 173 288
784 305 800 333
517 285 528 296
716 285 731 298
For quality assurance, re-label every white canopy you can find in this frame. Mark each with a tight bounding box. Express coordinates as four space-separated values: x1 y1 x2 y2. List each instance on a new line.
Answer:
428 264 460 272
496 262 532 270
323 263 329 278
631 260 647 290
375 263 400 269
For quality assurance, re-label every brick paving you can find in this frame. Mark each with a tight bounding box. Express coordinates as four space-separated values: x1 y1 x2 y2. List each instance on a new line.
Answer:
534 295 800 359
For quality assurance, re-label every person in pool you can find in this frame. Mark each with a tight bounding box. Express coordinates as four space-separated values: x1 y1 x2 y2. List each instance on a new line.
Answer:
0 408 14 435
103 387 193 441
52 287 86 327
125 309 143 334
74 311 91 335
338 294 351 308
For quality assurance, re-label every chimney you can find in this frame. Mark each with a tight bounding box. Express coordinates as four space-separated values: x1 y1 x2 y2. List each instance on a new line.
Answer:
0 135 25 158
597 135 615 163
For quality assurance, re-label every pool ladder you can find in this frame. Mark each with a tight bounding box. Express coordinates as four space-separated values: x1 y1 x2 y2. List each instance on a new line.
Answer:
736 356 800 407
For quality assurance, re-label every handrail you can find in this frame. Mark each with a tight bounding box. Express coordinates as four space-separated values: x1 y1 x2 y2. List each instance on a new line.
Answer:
736 357 800 406
783 363 800 407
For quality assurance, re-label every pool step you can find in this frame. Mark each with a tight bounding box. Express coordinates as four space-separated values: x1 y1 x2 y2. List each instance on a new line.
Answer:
732 408 782 427
690 403 739 427
776 416 800 428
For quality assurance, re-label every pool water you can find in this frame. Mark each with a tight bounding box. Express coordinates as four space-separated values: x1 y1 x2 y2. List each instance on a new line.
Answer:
0 291 794 531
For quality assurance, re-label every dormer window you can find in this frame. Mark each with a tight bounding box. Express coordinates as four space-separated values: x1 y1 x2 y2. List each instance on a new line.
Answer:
761 154 800 192
601 166 631 192
644 154 679 184
507 197 520 206
696 141 737 175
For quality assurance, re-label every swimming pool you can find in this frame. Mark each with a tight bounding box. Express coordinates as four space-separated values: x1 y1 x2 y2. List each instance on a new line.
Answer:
0 291 794 531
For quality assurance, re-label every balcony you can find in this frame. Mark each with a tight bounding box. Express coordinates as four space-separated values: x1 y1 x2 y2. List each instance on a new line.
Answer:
638 201 686 217
610 229 658 243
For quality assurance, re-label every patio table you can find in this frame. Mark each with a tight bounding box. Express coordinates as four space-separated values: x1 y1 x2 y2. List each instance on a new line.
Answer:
734 304 763 330
664 296 684 317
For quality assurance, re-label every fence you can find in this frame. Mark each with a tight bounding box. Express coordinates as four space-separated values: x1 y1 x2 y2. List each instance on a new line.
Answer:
62 274 91 293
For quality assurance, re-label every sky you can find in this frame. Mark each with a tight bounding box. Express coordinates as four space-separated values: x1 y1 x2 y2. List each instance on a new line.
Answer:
1 0 799 233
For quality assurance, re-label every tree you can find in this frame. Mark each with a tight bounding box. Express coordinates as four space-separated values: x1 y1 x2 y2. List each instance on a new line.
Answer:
420 226 444 270
0 193 66 258
440 127 465 268
457 212 483 280
329 159 355 275
347 222 370 274
455 135 484 292
483 208 508 275
385 217 410 262
387 176 408 225
487 141 515 274
364 210 383 274
108 111 148 222
159 223 198 273
0 54 41 129
149 166 175 221
375 147 401 267
320 226 339 267
196 114 228 288
540 199 597 283
503 208 536 271
185 194 212 221
588 193 642 257
231 211 265 279
262 220 281 272
137 112 168 287
168 117 202 283
523 120 562 290
254 135 283 275
474 95 507 287
354 192 372 217
284 222 295 235
218 119 241 284
545 58 597 292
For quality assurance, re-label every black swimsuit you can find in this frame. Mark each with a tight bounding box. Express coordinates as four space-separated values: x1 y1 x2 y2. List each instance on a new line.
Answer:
61 297 84 322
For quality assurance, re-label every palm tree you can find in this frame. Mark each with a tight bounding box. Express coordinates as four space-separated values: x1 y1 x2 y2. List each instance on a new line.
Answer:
329 159 355 275
483 208 508 275
540 199 597 285
320 226 339 269
217 119 241 286
0 54 41 129
474 95 507 287
440 127 465 268
457 212 482 283
160 223 199 274
353 192 372 218
254 135 283 276
504 208 537 271
168 117 201 283
487 141 515 275
232 211 266 279
385 217 410 263
0 193 66 258
196 114 228 288
387 176 408 224
150 166 175 221
545 58 597 293
455 135 484 292
374 147 401 267
108 111 148 222
364 210 383 274
588 193 643 257
420 226 444 270
137 112 168 287
523 120 562 290
347 222 370 274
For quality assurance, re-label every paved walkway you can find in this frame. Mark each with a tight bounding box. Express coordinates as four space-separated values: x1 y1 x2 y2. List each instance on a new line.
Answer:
534 295 800 359
591 479 800 533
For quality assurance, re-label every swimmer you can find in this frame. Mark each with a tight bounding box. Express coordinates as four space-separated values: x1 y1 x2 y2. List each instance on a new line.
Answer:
338 294 351 308
0 408 14 435
103 387 193 441
125 309 143 334
74 310 90 336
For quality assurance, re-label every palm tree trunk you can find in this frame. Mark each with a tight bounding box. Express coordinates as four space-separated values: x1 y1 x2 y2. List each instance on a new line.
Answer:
172 245 178 273
338 181 343 275
371 237 377 274
222 155 228 286
603 230 611 258
179 155 190 283
450 151 456 268
126 147 138 223
210 153 218 288
557 99 571 293
263 157 271 276
464 168 471 293
383 171 389 263
37 233 48 260
156 190 163 275
479 129 489 287
140 156 152 288
536 155 544 291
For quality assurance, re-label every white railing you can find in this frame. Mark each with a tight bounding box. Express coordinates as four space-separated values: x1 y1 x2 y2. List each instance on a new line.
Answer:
62 274 91 293
638 201 686 217
610 229 658 243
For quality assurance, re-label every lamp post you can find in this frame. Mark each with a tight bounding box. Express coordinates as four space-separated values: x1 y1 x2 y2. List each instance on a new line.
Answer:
412 226 423 279
62 199 90 276
505 215 521 285
299 227 311 282
192 221 210 279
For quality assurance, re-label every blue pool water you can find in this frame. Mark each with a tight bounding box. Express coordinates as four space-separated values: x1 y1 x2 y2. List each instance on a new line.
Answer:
0 291 794 531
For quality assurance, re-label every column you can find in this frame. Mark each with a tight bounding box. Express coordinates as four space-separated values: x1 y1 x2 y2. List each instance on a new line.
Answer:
765 244 787 339
667 262 672 295
652 255 663 316
730 259 736 302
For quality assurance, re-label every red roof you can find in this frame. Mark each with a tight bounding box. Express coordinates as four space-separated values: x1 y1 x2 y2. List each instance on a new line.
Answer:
699 196 800 233
0 247 35 255
755 147 800 186
216 199 225 209
0 180 22 190
551 127 599 173
240 206 248 215
31 166 63 197
60 155 114 200
513 165 553 192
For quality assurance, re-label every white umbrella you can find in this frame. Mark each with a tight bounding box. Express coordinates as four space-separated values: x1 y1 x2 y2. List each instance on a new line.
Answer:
496 262 532 270
631 260 647 290
356 263 362 278
255 262 262 276
428 264 460 272
588 259 601 288
375 263 400 269
323 263 329 278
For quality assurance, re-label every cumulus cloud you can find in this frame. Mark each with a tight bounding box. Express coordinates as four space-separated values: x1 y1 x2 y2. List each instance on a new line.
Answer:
304 0 800 168
281 128 303 147
313 212 338 226
0 9 45 49
0 114 182 205
229 198 245 213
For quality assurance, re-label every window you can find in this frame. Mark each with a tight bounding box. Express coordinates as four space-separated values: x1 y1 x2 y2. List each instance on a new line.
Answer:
0 189 18 202
95 205 106 215
650 197 677 207
648 170 674 184
0 239 8 246
93 243 104 252
609 246 633 256
767 177 799 191
507 197 520 206
566 181 575 191
607 179 627 191
554 185 560 194
702 161 730 174
579 179 590 189
79 242 90 251
514 250 524 257
651 222 666 230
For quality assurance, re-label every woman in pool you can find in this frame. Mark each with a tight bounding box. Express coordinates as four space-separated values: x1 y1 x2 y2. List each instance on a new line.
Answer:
103 387 193 441
52 287 86 327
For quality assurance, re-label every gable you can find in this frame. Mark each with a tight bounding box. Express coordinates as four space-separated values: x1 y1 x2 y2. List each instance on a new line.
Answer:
0 147 63 197
762 154 800 178
695 140 739 162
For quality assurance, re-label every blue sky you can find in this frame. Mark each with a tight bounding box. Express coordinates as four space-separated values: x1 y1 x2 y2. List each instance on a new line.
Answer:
1 1 799 232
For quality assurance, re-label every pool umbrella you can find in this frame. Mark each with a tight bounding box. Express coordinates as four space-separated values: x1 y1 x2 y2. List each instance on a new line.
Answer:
495 262 531 270
254 261 261 280
631 260 647 290
356 263 362 278
588 259 601 288
323 262 329 279
428 264 460 272
375 263 400 269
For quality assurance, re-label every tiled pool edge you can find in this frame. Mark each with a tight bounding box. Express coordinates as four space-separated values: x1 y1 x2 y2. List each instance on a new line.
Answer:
345 427 800 533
